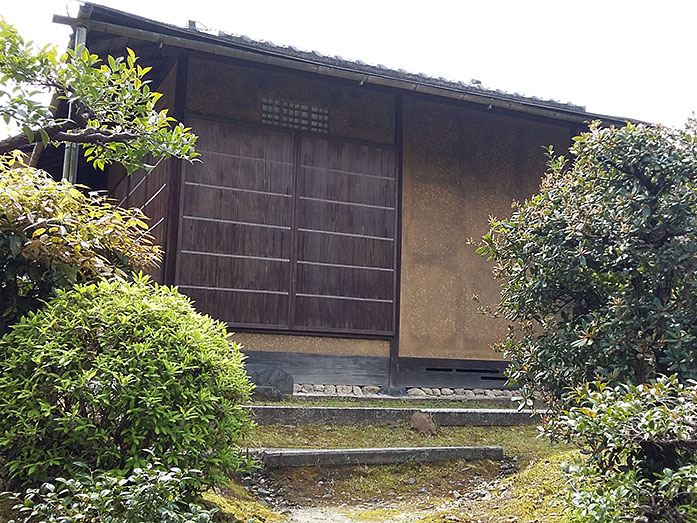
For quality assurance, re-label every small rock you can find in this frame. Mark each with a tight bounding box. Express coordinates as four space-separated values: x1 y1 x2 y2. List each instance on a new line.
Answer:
300 384 313 393
248 367 294 394
322 493 333 499
485 390 497 398
407 388 426 397
454 388 465 395
408 477 416 485
473 388 486 396
423 388 434 396
324 384 337 395
352 385 363 396
363 385 380 395
464 389 476 398
336 384 352 394
313 384 325 393
493 389 507 397
432 388 442 396
442 388 454 396
293 384 301 393
418 488 429 494
409 411 437 436
452 490 461 499
445 516 461 522
252 385 283 401
257 487 271 496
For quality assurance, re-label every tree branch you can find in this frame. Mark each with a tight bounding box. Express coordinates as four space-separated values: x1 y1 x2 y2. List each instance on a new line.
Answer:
53 129 141 144
0 119 78 155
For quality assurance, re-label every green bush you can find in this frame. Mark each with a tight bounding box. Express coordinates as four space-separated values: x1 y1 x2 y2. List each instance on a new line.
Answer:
0 153 160 335
6 463 217 523
478 121 697 409
0 275 254 487
554 376 697 522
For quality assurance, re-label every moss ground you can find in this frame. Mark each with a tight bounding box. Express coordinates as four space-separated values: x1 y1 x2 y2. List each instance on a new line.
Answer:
247 424 558 467
244 423 572 517
203 481 285 522
418 449 581 522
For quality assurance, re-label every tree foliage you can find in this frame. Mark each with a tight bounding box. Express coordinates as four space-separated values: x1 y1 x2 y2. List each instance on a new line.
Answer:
0 18 197 173
0 276 254 488
556 377 697 522
478 121 697 408
6 464 217 523
0 152 160 335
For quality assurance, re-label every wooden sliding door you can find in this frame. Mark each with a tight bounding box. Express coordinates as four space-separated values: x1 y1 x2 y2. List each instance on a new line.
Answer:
177 117 397 336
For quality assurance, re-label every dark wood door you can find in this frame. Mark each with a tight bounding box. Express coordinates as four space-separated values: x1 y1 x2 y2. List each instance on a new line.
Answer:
177 118 397 336
178 119 294 328
294 136 397 335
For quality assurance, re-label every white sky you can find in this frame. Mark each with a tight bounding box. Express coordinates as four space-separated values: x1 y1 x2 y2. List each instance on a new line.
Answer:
2 0 696 128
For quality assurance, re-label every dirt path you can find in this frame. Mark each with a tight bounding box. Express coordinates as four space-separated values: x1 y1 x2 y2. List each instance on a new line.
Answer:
284 504 446 522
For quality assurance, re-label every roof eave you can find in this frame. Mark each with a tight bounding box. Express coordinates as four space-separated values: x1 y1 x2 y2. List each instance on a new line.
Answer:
53 7 636 126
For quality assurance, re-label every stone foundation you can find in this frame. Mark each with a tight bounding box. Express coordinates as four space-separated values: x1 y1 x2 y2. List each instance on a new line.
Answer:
293 384 517 400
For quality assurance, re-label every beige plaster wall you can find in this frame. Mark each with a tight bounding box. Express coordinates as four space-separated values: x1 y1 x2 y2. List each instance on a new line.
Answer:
399 97 572 360
233 332 389 357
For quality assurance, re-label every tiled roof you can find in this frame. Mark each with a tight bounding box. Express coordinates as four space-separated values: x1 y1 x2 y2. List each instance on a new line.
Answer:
74 3 633 123
211 28 585 112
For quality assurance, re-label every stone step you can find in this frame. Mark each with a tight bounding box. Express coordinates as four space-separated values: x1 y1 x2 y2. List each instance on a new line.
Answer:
244 405 542 426
292 392 521 408
249 445 504 468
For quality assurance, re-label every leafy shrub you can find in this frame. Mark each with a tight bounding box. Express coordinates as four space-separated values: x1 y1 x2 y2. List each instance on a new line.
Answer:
0 275 254 487
0 19 198 172
0 153 160 335
478 121 697 408
6 463 216 523
553 376 697 522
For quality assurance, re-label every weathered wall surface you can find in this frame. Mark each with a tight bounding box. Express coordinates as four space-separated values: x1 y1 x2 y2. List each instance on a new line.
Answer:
399 97 572 360
234 332 389 357
185 58 395 146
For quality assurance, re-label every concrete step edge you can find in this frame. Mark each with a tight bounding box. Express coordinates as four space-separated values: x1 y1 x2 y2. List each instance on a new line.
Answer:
246 445 504 468
244 405 544 426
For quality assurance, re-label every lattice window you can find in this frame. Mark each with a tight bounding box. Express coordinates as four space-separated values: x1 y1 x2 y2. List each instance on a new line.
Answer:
261 97 329 133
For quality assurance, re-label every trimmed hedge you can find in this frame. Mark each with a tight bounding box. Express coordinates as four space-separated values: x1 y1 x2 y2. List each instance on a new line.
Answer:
0 275 254 487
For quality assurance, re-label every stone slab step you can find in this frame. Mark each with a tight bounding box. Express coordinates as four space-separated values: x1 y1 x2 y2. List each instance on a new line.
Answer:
244 405 541 426
249 445 504 468
293 393 520 408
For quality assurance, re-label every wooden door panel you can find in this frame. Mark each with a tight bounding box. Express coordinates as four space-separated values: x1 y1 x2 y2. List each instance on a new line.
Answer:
295 262 393 301
295 136 397 334
294 295 393 334
178 119 397 335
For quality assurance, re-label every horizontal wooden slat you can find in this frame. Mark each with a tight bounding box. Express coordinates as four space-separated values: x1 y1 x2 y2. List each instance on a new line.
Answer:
294 295 393 333
295 262 393 301
296 198 395 238
183 183 293 227
180 218 292 259
181 287 289 327
185 153 294 195
179 252 290 292
191 118 295 164
300 137 396 179
298 167 395 207
297 230 394 269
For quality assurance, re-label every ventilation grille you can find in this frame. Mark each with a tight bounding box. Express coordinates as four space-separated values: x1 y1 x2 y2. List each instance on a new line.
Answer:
262 97 329 133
